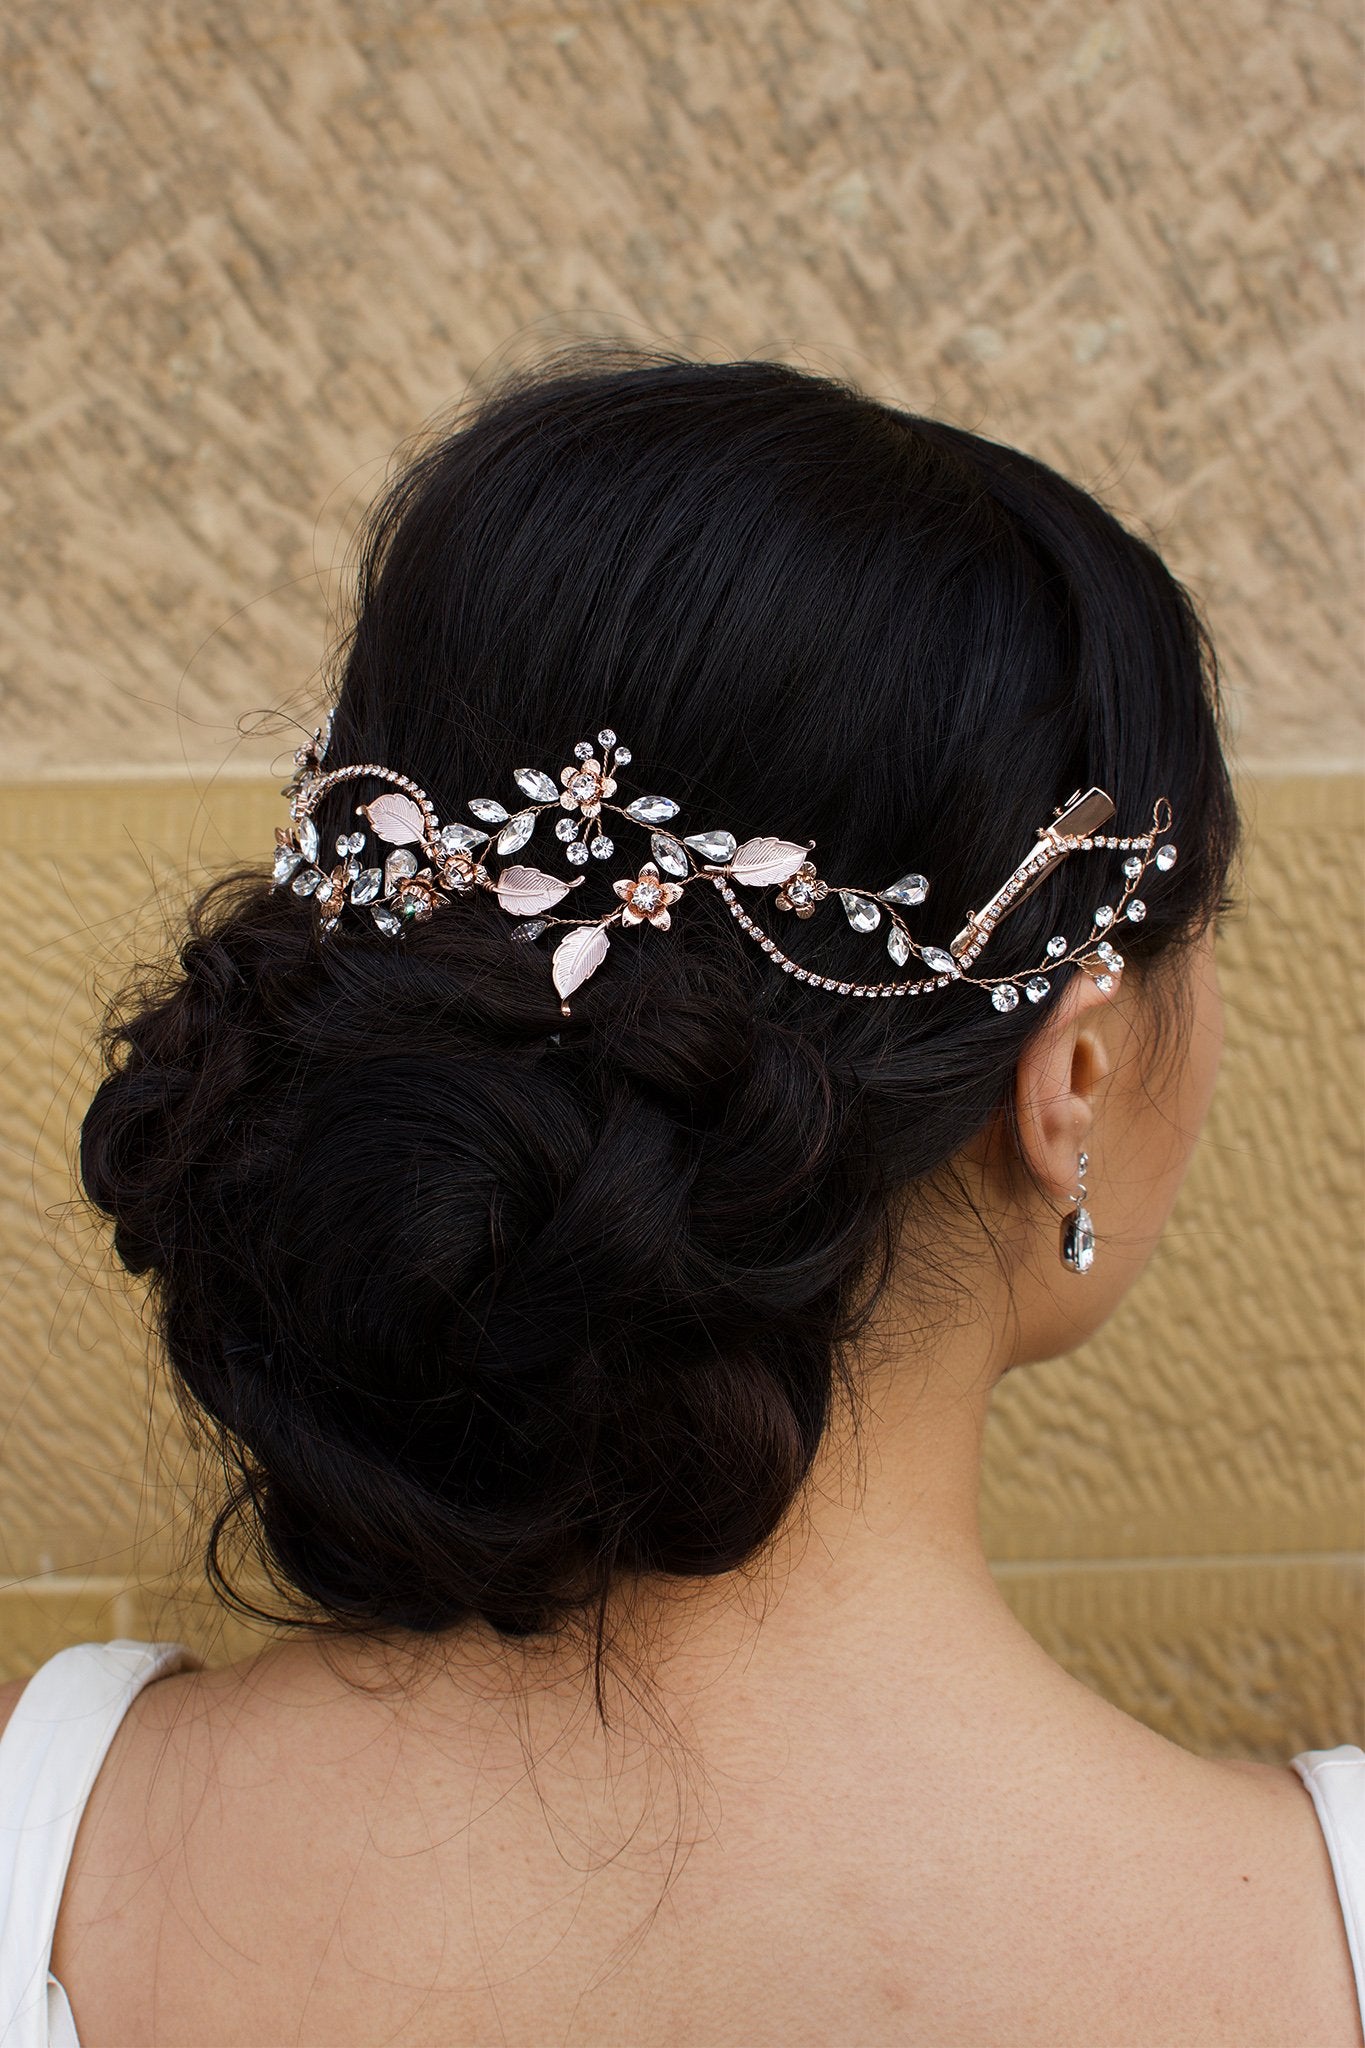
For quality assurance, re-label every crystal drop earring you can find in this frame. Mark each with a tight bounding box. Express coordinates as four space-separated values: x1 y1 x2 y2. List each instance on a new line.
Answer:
1059 1148 1096 1273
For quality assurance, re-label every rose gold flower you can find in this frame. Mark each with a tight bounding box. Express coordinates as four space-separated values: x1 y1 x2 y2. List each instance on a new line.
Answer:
391 869 446 923
559 754 618 818
612 861 682 929
775 861 828 918
440 851 485 894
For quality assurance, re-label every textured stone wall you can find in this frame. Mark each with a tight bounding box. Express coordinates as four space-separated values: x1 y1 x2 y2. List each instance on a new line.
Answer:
1 0 1360 1757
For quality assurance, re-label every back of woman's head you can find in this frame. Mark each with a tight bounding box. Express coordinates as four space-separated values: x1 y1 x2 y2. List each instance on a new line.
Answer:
80 343 1241 1666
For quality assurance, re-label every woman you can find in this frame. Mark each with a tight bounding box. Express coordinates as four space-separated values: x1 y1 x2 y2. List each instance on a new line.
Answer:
1 347 1359 2047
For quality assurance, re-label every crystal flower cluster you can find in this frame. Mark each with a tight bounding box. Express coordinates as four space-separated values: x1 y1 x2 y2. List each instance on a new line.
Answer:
272 716 1177 1018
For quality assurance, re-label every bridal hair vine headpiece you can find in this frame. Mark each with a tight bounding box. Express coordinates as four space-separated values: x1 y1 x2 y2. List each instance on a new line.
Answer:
272 714 1177 1018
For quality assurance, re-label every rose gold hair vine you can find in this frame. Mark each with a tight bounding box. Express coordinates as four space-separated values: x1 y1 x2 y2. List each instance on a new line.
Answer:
271 714 1177 1018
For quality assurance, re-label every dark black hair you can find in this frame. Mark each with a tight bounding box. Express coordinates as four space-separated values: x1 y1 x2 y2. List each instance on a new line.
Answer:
80 343 1242 1697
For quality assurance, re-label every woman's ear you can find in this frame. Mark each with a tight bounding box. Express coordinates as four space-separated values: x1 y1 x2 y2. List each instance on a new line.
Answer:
1011 973 1117 1201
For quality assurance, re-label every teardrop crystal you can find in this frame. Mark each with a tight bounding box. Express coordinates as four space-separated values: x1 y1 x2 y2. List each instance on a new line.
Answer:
1060 1202 1096 1273
497 810 536 855
921 946 960 977
651 833 689 876
273 846 302 885
840 890 881 933
371 903 402 936
514 768 560 804
625 794 679 824
883 872 929 906
887 924 910 967
351 867 383 905
297 817 319 863
384 848 418 888
440 821 489 853
683 830 737 864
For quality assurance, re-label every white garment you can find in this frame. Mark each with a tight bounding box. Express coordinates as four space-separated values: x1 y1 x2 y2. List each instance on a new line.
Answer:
0 1640 1362 2046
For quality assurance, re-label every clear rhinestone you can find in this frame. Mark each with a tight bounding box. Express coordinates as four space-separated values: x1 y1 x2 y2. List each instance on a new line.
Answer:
991 983 1020 1011
335 835 351 857
883 872 929 906
497 810 536 855
566 841 589 865
613 745 632 765
291 866 321 896
683 830 737 864
1045 934 1067 959
297 817 319 863
1096 939 1116 964
840 891 881 933
440 821 488 853
569 771 599 801
1095 973 1114 992
384 848 418 888
1155 843 1177 870
1107 952 1124 971
314 877 336 905
273 846 302 885
1025 975 1051 1003
1060 1202 1096 1273
597 728 616 748
555 816 579 841
351 867 383 904
1123 855 1143 880
633 879 662 912
514 767 560 803
624 794 679 824
1094 905 1114 927
574 740 594 760
651 833 689 875
920 946 961 977
887 924 910 967
1125 898 1146 922
590 834 614 859
787 879 813 905
509 918 547 943
371 903 402 936
469 797 508 824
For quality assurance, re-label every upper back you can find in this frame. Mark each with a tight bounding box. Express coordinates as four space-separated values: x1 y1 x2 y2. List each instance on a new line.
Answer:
2 1638 1360 2048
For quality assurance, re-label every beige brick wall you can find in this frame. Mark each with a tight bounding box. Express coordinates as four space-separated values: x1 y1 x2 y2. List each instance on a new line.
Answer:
2 0 1360 1756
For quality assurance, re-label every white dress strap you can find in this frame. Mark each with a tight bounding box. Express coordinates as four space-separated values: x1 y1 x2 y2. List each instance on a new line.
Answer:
1291 1743 1365 2032
0 1638 198 2048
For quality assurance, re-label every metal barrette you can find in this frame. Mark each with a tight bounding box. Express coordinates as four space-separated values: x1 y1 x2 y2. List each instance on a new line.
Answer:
271 714 1177 1018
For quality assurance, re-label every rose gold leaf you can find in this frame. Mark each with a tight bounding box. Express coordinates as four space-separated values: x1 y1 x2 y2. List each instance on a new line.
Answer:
551 923 610 998
359 792 426 845
729 836 810 886
496 865 574 916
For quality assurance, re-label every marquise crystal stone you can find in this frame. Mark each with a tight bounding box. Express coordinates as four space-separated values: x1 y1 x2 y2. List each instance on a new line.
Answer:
440 821 489 853
510 918 547 942
469 797 509 823
514 768 560 803
371 903 402 936
883 872 929 906
351 868 383 905
1125 898 1147 922
991 982 1020 1011
683 830 737 864
291 866 321 897
273 846 302 885
1155 843 1178 870
920 946 960 977
625 794 680 824
887 924 910 967
651 833 689 875
1025 975 1051 1002
1045 934 1068 959
384 848 418 888
840 890 881 933
497 811 536 855
297 817 319 863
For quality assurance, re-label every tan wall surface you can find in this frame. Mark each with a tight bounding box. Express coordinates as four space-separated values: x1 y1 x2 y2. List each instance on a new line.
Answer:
2 0 1361 1758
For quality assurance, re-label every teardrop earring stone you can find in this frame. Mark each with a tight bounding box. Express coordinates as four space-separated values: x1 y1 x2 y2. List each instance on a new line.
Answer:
1060 1202 1096 1273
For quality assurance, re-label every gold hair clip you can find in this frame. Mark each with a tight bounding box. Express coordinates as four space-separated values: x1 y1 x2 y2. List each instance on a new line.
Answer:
272 716 1177 1018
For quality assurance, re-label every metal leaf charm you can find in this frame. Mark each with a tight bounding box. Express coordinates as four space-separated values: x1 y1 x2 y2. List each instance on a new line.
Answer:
840 890 881 933
359 792 427 846
496 810 536 855
495 865 576 915
514 767 560 803
651 833 689 877
730 836 810 886
469 797 509 824
552 922 611 998
624 794 679 824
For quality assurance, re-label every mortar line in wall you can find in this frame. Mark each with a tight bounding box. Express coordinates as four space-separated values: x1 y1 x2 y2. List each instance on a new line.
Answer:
988 1549 1365 1577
